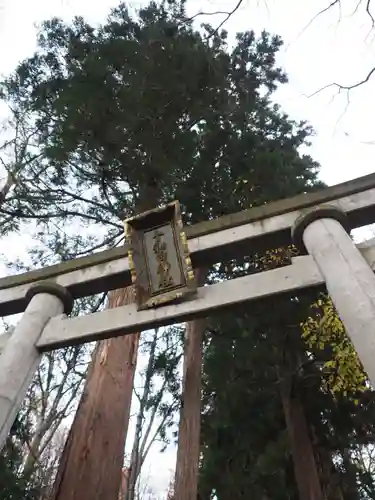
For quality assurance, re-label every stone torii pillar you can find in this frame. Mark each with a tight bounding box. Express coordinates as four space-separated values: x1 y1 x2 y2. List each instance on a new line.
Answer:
293 205 375 386
0 282 73 452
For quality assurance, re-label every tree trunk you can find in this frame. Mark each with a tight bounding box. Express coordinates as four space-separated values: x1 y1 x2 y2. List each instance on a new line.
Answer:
50 184 161 500
279 369 324 500
22 418 51 477
0 171 15 205
119 468 130 500
312 425 344 500
50 288 139 500
174 268 207 500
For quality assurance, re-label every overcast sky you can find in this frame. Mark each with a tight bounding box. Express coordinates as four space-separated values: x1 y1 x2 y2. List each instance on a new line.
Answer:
0 0 374 495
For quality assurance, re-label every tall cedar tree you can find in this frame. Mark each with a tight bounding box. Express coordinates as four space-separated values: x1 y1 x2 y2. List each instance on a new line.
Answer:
1 0 323 497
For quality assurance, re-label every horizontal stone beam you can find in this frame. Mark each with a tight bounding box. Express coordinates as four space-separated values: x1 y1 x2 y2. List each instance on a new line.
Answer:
38 241 375 350
37 255 324 350
0 176 375 317
0 242 370 353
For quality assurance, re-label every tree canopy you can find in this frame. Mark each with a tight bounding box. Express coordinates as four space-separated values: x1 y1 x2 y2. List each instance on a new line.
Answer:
0 0 320 243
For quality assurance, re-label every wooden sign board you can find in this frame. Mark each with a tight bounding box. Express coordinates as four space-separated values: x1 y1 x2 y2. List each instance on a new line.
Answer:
124 201 197 310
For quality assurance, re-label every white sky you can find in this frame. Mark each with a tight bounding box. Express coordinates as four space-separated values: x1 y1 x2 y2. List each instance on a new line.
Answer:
0 0 375 495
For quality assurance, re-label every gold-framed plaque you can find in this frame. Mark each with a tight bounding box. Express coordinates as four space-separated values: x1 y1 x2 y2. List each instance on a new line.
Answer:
124 201 197 310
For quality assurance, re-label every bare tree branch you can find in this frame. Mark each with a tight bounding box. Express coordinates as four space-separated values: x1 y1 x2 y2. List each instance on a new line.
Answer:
366 0 375 29
187 6 241 23
309 66 375 98
293 0 341 41
301 0 375 34
293 0 375 99
204 0 244 40
0 206 122 228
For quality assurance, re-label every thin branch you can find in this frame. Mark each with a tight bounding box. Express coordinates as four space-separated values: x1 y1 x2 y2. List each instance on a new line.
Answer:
309 66 375 97
0 206 122 229
353 0 365 15
28 171 116 217
50 187 114 215
366 0 375 29
70 233 122 258
133 386 142 404
91 293 107 313
100 171 120 218
39 379 82 457
45 354 55 393
285 0 344 52
187 8 240 23
297 0 375 54
36 365 48 419
138 379 168 462
204 0 243 40
311 0 340 23
294 0 341 41
140 408 175 468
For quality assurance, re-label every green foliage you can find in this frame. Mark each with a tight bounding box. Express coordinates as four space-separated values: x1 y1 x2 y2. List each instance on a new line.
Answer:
198 241 375 499
0 0 321 244
0 417 41 500
200 311 297 500
302 296 368 399
199 249 322 500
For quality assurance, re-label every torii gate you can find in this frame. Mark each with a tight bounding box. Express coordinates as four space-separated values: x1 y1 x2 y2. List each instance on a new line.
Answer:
1 172 375 454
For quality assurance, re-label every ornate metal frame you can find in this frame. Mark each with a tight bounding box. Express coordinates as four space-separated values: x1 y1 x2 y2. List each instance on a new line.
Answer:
124 201 197 310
